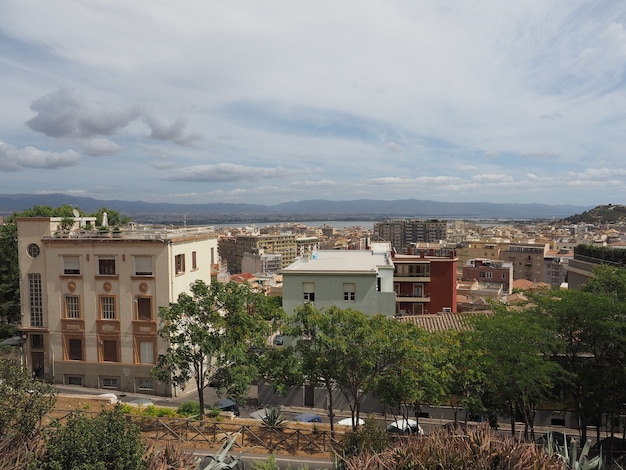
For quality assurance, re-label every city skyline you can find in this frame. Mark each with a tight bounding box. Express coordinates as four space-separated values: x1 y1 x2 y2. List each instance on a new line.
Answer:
1 1 625 207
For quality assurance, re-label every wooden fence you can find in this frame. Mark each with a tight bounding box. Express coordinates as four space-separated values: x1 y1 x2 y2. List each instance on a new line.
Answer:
47 410 344 455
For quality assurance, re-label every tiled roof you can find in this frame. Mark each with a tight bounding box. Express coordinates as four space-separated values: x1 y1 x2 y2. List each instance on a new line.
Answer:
397 312 489 332
512 279 550 291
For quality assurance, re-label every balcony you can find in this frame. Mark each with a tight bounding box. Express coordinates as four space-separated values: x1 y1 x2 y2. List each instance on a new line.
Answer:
395 293 430 303
394 275 430 282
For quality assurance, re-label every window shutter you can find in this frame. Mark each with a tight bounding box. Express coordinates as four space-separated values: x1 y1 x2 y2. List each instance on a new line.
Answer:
134 256 152 275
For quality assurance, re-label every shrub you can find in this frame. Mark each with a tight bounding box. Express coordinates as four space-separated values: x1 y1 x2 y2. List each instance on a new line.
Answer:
177 400 201 417
340 417 388 459
141 404 176 418
119 403 133 414
205 406 221 419
35 404 145 470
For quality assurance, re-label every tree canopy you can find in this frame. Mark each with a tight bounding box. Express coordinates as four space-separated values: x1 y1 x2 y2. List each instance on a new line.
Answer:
152 279 283 417
0 359 57 441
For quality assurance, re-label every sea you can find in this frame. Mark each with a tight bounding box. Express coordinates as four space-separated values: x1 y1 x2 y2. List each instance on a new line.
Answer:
213 220 376 230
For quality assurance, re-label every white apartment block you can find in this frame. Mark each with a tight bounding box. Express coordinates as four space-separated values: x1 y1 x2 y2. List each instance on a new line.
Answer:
282 249 396 317
17 217 218 397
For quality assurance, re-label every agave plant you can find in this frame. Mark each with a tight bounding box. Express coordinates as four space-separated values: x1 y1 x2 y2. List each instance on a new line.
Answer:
260 407 286 429
558 436 604 470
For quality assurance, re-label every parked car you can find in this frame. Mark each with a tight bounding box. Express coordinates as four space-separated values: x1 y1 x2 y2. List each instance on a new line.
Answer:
336 417 365 427
249 407 275 420
293 412 322 423
386 418 424 435
212 397 240 416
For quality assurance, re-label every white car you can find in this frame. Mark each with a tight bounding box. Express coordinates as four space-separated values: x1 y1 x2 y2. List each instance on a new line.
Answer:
336 417 365 427
386 418 424 435
249 408 274 420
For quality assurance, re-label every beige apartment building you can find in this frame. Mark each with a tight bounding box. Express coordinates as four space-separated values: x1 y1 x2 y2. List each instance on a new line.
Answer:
373 219 448 253
455 241 508 270
17 217 218 397
219 234 318 274
500 243 548 282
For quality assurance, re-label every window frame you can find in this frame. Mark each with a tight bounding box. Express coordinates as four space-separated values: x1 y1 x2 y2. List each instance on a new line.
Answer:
31 334 44 350
136 296 152 321
66 337 84 361
98 256 116 276
138 339 155 364
133 255 153 276
343 283 356 302
66 375 83 386
28 273 43 327
101 339 119 362
101 377 119 389
303 282 315 302
62 255 81 275
412 283 423 298
175 254 185 274
64 294 81 319
100 295 117 320
27 243 40 258
137 378 154 391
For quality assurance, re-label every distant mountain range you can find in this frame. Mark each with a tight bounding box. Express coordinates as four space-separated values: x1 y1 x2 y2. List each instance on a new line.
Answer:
0 193 592 224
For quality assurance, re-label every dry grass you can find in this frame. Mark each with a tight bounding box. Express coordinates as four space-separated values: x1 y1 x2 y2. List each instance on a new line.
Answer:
339 425 567 470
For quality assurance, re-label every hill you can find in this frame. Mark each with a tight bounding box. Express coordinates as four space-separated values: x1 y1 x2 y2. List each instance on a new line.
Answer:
563 204 626 224
0 193 591 223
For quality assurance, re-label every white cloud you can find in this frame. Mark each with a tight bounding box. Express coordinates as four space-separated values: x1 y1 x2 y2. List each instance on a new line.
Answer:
82 138 123 156
471 174 515 183
161 163 307 183
26 88 201 146
0 1 625 206
0 141 80 170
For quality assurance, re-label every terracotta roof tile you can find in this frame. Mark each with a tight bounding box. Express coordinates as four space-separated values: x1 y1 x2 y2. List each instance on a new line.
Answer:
397 312 489 332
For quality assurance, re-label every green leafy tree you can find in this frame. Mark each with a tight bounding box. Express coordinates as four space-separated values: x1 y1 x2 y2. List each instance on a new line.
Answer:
469 303 564 440
582 264 626 301
0 359 57 440
0 222 20 327
152 280 283 417
533 266 626 443
373 323 453 430
277 305 394 432
443 329 487 425
92 207 129 227
284 303 343 432
330 309 390 429
258 344 304 397
36 405 145 470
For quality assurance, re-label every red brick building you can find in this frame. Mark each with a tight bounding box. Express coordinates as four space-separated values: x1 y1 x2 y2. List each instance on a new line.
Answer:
392 249 457 315
461 258 513 294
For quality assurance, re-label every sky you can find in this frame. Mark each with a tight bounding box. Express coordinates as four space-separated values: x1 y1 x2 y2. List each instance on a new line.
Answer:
1 1 625 207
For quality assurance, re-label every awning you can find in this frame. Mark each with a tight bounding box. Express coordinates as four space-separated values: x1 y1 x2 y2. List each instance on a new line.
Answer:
0 336 23 346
